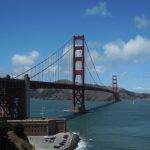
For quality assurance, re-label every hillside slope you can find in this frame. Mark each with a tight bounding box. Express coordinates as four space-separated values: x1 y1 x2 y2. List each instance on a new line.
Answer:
30 80 150 101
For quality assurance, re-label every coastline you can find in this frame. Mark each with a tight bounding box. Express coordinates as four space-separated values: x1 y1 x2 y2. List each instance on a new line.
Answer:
28 131 80 150
65 132 80 150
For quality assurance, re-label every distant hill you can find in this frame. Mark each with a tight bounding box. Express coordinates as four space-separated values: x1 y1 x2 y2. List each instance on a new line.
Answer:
30 80 150 101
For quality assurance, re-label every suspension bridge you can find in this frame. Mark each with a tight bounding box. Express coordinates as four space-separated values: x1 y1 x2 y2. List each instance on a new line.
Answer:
0 35 119 120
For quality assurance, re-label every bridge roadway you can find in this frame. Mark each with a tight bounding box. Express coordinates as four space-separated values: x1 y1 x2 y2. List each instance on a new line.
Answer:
0 77 118 119
30 80 115 94
0 77 115 94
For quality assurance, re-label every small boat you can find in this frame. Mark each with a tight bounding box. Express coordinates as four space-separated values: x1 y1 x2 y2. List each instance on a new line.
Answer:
132 100 135 104
40 107 46 118
64 109 72 112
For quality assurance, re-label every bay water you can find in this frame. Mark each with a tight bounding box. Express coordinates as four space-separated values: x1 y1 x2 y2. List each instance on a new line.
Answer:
30 99 150 150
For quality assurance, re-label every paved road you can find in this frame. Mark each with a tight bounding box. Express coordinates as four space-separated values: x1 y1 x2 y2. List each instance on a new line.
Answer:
28 132 73 150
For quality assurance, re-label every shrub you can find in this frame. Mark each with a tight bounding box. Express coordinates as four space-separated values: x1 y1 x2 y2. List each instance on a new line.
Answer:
13 123 24 136
0 121 12 136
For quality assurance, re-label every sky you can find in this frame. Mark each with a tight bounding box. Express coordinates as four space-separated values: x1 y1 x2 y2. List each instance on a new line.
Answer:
0 0 150 93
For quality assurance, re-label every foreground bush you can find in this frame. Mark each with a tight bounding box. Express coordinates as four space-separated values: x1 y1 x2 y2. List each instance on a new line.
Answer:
0 120 12 136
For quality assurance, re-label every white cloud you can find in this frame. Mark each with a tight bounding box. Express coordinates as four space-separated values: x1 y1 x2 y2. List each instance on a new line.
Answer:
12 50 39 74
88 50 102 62
62 44 73 61
121 71 128 76
134 15 150 29
103 35 150 63
46 65 58 73
132 86 150 93
85 1 110 17
86 49 104 73
86 35 150 73
95 66 105 73
133 86 146 90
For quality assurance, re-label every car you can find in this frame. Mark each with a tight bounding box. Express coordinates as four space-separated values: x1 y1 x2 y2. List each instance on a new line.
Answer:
54 145 60 149
63 134 69 139
51 136 56 140
59 142 65 146
63 139 67 142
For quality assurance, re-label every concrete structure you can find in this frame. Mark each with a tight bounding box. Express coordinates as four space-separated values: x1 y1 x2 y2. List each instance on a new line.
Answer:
8 118 67 136
28 132 75 150
24 74 30 118
0 76 27 119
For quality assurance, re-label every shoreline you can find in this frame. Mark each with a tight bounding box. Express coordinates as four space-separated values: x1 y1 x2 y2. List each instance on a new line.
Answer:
65 132 80 150
28 131 80 150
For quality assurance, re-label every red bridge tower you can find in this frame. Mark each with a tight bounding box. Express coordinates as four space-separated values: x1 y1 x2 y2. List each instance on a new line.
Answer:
112 75 119 101
112 75 117 92
72 35 85 112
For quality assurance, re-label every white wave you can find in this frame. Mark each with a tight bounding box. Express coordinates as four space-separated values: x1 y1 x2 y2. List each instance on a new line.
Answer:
89 138 94 141
75 139 87 150
72 132 91 150
73 131 80 135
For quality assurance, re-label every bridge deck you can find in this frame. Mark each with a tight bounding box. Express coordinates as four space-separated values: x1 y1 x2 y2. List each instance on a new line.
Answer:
0 78 115 94
30 81 115 94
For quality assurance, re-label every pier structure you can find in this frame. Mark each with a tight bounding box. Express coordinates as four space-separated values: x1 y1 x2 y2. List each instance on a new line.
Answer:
0 75 29 119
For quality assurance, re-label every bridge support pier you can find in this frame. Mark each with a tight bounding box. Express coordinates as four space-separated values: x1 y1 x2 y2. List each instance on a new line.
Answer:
24 74 30 118
72 35 85 112
0 76 27 119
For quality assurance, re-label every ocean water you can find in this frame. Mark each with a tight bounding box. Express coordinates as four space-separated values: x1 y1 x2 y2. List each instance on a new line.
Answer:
30 99 150 150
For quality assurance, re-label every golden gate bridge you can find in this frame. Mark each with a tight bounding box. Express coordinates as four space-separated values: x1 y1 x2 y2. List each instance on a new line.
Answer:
0 35 119 120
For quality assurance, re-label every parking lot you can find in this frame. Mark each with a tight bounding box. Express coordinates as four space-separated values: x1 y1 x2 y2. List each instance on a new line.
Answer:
28 132 73 150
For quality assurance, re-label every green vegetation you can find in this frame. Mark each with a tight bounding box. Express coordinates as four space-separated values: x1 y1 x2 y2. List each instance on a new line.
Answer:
13 123 24 136
13 123 28 141
0 121 33 150
0 121 25 137
0 120 12 136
